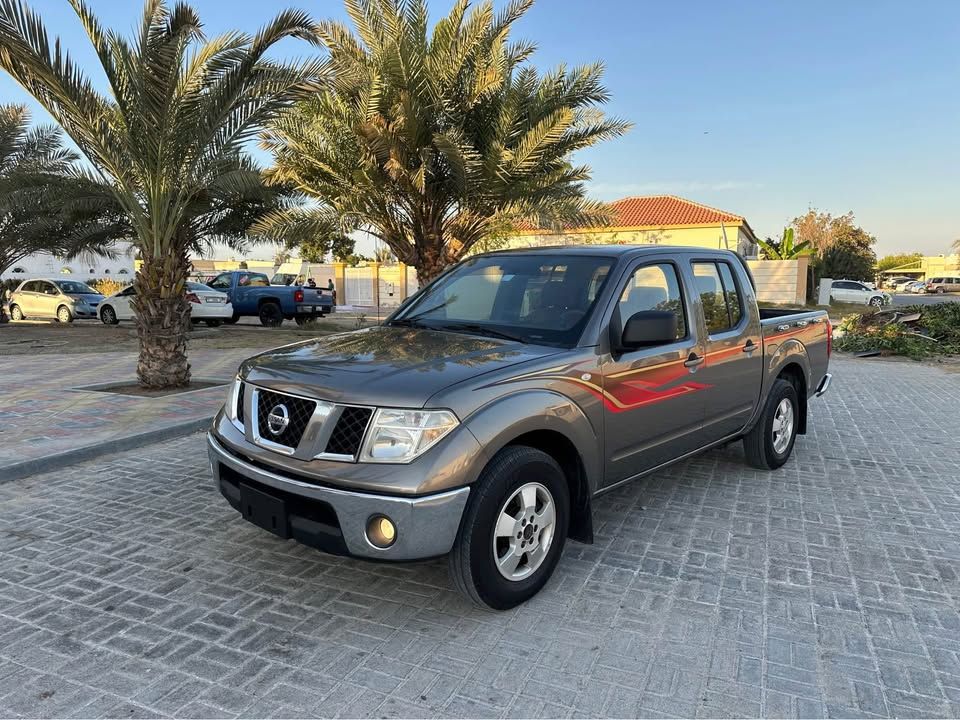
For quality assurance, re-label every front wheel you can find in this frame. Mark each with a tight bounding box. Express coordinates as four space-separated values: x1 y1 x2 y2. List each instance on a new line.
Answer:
868 297 884 308
10 305 23 321
100 305 118 325
57 305 73 323
258 302 283 327
448 446 569 610
742 378 799 470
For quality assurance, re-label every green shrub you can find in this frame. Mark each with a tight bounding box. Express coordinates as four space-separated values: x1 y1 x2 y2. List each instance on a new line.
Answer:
87 277 130 296
835 303 960 359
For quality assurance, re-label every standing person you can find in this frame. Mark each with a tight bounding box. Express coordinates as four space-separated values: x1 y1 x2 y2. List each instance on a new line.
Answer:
326 278 337 304
307 278 317 288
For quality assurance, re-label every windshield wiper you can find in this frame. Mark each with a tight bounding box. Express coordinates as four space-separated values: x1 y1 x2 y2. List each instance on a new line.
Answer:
390 298 454 326
439 323 528 344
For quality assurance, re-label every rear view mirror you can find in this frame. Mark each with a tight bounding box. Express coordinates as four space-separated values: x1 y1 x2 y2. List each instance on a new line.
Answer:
620 310 677 349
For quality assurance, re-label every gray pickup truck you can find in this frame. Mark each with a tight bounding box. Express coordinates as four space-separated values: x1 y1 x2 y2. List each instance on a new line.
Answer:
208 247 831 608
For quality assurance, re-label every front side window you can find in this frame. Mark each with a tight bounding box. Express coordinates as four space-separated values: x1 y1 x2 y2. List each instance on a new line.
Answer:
391 254 614 347
618 263 686 340
692 262 743 334
238 272 269 287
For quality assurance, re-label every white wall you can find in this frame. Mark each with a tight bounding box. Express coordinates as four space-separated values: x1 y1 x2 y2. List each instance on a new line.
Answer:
1 242 136 282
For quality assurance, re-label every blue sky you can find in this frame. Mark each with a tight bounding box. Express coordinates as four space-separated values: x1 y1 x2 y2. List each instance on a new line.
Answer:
1 0 957 255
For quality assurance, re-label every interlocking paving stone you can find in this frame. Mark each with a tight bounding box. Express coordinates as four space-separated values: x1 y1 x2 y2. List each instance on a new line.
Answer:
0 356 959 718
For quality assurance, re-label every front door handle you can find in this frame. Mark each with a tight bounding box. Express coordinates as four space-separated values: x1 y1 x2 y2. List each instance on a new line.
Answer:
683 353 704 369
743 340 758 353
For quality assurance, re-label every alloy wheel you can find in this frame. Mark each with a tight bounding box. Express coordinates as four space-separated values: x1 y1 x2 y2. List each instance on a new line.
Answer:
771 397 794 455
492 482 556 581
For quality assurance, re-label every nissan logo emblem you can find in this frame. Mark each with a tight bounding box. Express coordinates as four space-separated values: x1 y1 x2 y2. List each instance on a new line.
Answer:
266 403 290 435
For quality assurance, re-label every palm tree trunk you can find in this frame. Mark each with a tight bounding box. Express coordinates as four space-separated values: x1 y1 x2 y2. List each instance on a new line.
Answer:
133 246 191 389
415 231 448 285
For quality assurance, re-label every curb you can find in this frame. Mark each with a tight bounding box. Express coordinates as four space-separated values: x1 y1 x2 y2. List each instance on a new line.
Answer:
0 416 214 484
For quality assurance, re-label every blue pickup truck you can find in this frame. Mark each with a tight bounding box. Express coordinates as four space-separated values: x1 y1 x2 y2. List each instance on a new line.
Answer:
207 271 334 326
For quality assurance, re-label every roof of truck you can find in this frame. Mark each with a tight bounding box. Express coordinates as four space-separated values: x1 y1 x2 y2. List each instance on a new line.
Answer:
481 245 736 258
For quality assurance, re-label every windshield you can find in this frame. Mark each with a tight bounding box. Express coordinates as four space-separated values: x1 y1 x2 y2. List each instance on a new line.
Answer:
55 281 97 294
392 254 614 347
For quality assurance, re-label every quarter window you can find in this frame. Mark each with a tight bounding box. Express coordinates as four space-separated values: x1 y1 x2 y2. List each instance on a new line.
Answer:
618 263 686 340
692 262 743 334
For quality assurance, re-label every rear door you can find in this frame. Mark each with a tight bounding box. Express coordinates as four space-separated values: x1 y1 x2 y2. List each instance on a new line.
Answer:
688 259 764 441
601 258 706 485
15 281 37 315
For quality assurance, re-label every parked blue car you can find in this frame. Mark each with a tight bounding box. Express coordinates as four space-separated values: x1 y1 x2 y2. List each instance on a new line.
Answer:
207 271 334 326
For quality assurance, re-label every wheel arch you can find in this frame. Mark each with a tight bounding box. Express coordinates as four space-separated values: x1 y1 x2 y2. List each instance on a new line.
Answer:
462 390 600 544
776 361 808 435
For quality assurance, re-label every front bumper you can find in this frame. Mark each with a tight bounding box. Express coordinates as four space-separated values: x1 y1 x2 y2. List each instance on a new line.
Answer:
207 433 470 561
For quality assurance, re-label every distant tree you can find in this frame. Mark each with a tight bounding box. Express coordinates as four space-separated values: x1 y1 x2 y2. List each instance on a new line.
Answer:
259 0 631 283
876 252 923 273
296 232 354 264
816 224 877 282
756 227 813 260
792 209 856 252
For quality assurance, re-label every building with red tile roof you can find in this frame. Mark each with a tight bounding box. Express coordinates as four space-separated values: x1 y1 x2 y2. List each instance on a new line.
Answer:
507 195 759 257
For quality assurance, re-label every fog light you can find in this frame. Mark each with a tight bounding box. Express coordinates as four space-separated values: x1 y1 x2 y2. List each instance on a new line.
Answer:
366 515 397 548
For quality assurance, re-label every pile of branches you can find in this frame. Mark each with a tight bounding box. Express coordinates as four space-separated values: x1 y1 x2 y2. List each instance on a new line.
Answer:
836 302 960 359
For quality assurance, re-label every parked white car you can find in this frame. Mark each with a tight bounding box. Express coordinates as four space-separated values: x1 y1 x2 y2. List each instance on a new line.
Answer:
99 282 233 326
829 280 891 307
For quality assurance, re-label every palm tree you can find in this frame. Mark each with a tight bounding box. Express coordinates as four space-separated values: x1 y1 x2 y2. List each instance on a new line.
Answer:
0 104 125 320
259 0 630 283
757 227 814 260
0 0 325 387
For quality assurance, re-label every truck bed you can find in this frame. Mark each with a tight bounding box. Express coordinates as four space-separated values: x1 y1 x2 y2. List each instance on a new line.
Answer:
759 307 831 395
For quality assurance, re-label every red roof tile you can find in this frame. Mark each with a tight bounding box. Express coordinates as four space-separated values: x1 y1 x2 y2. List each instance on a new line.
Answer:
516 195 750 233
607 195 744 227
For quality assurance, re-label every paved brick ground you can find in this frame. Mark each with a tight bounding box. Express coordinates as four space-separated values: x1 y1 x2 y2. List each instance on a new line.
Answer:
0 349 252 471
1 356 959 718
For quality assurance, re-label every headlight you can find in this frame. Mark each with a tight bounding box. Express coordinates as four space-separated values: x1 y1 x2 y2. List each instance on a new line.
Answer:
224 376 242 423
359 408 458 463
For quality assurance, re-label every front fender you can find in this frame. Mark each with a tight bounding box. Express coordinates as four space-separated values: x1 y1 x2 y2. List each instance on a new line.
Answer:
462 389 601 495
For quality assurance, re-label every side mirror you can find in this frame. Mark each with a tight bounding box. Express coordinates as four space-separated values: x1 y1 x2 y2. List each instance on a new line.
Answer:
620 310 677 350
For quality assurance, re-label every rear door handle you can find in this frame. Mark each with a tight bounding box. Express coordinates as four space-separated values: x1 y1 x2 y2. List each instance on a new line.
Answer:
684 353 704 369
743 340 758 353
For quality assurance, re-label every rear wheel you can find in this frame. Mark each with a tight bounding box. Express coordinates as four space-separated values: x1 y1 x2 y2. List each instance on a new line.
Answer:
223 313 240 325
258 302 283 327
100 305 118 325
294 315 316 326
204 319 222 328
449 445 569 610
57 305 73 323
10 305 23 321
742 378 799 470
936 287 945 294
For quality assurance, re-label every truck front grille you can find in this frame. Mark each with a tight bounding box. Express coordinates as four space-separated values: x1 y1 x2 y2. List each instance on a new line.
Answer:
325 407 373 457
255 389 315 449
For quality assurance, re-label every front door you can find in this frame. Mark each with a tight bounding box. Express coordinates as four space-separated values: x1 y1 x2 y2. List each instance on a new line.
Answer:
601 259 706 487
688 259 764 441
37 281 60 317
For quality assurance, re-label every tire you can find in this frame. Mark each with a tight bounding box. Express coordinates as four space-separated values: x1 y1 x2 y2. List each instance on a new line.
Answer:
258 302 283 327
936 287 945 294
204 319 222 328
869 297 884 308
10 305 23 321
223 313 240 325
742 378 799 470
294 315 315 327
448 445 569 610
57 305 73 323
100 305 118 325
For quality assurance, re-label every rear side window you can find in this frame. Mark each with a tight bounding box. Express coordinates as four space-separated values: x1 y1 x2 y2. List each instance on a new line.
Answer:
692 262 744 334
618 263 686 340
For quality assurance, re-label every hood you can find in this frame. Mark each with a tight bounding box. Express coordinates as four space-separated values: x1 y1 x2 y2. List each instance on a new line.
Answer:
67 293 104 304
240 325 561 407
